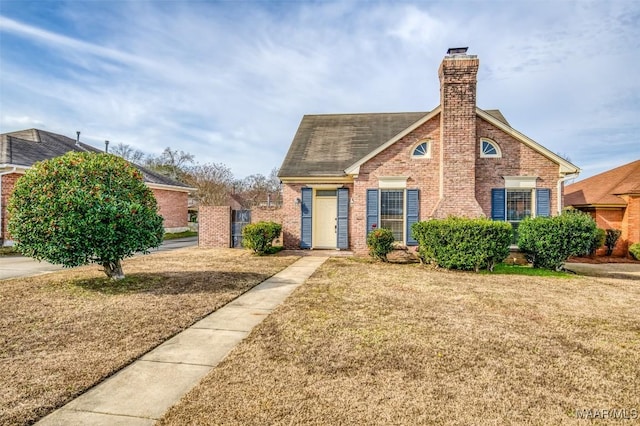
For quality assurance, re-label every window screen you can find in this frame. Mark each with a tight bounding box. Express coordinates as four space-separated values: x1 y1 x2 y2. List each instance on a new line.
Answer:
506 190 532 221
380 190 404 241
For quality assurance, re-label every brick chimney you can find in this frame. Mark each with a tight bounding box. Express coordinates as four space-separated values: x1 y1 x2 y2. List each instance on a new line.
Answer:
431 47 485 218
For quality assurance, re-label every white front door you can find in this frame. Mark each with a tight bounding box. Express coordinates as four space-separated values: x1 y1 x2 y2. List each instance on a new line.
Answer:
313 190 337 249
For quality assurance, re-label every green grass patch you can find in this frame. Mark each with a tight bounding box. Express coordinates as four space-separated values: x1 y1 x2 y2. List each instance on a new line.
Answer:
0 246 19 256
253 245 284 255
163 230 198 240
482 263 574 277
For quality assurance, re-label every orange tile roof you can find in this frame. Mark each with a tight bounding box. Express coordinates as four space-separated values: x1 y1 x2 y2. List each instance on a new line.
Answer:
565 159 640 207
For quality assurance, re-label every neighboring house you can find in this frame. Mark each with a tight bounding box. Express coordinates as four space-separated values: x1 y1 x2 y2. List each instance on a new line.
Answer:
278 48 580 254
1 129 193 246
565 159 640 256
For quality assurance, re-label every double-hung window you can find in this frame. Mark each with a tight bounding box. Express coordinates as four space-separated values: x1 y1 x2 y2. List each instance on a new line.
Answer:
380 190 404 241
506 189 532 243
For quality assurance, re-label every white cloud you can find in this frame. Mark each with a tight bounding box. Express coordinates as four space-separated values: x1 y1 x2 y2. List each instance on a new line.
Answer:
1 0 639 179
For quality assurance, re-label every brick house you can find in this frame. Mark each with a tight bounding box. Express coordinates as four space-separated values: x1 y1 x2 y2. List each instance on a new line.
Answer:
278 48 580 254
1 129 193 246
565 159 640 256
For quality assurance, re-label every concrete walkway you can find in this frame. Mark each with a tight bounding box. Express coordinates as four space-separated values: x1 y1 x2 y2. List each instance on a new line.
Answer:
565 262 640 280
36 255 328 426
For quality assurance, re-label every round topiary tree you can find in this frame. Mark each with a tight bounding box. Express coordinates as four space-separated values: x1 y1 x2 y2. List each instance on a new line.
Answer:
8 152 164 279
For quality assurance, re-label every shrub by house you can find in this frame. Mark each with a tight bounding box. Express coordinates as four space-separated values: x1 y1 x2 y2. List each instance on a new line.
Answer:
411 217 512 272
366 228 395 262
517 211 599 270
242 221 282 255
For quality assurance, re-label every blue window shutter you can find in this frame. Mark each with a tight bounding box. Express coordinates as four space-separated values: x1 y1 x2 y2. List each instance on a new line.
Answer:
300 188 312 248
406 189 419 246
366 189 379 235
536 188 551 217
491 188 506 220
337 188 349 249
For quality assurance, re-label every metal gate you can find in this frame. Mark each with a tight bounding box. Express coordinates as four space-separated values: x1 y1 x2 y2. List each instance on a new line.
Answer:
231 209 251 248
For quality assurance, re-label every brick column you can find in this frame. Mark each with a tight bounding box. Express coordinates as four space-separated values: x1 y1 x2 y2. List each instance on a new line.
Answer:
198 206 231 248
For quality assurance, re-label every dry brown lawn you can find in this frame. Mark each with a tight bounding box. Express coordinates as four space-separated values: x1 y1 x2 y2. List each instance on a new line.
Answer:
0 248 298 426
160 258 640 425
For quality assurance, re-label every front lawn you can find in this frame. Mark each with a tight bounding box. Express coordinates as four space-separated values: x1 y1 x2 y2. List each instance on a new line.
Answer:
160 258 640 425
0 248 298 425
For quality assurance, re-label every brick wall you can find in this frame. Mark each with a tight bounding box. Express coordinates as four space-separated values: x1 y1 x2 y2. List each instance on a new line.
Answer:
620 195 640 256
0 173 21 244
151 188 189 231
198 205 231 248
281 184 305 249
475 118 561 217
623 195 640 246
587 208 626 256
252 207 283 225
352 117 440 254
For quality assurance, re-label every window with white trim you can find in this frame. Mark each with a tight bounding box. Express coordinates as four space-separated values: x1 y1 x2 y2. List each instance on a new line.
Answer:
380 190 404 241
411 141 431 158
480 138 501 158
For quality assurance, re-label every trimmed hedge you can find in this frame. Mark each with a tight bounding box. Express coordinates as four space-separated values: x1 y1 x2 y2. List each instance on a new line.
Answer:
411 217 512 272
629 243 640 261
242 221 282 255
366 228 395 262
517 211 598 270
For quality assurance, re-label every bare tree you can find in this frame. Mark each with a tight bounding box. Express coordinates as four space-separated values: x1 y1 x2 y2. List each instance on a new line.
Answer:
236 168 282 208
183 163 235 206
110 142 146 165
145 147 195 181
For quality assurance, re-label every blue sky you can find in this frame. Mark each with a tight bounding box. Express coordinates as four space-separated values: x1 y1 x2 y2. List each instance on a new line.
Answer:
1 0 638 181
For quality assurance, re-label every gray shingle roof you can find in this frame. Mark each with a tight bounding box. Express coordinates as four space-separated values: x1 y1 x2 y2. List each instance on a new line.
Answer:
278 112 428 177
278 108 513 178
1 129 190 189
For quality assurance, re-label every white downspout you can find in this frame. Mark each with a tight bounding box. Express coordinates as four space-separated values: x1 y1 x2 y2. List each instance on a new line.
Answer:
0 166 18 246
557 173 579 215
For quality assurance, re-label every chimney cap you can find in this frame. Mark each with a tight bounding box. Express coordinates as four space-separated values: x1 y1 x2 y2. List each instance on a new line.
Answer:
447 47 469 55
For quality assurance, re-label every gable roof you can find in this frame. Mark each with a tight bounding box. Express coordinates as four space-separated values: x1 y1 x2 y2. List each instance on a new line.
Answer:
1 129 192 191
565 159 640 207
278 112 427 178
279 107 580 179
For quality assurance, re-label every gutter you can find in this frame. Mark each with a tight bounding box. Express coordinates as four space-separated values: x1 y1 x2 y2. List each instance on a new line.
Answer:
0 166 18 245
557 173 580 215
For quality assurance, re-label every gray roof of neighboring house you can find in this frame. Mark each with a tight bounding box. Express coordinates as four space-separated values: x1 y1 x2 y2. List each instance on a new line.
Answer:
278 108 511 178
1 129 190 189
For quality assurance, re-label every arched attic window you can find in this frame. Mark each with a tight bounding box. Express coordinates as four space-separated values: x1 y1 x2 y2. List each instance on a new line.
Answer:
411 140 431 158
480 138 502 158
